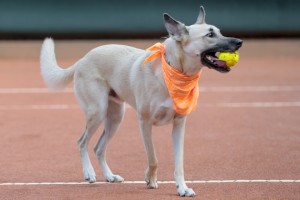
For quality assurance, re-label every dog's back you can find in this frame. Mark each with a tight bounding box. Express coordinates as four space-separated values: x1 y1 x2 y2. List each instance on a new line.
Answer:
40 38 145 92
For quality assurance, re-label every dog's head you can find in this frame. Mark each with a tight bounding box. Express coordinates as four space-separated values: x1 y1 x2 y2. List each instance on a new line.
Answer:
163 6 242 73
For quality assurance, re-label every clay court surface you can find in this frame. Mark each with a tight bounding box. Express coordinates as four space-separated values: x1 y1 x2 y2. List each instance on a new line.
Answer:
0 39 299 199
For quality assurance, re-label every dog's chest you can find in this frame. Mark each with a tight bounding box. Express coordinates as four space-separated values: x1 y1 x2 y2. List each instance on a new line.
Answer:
151 98 175 126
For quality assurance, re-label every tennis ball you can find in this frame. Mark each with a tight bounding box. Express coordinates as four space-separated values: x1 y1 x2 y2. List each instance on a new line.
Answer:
218 51 239 67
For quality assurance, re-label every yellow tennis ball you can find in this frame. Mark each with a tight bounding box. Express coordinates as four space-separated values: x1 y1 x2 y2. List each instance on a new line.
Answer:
218 51 239 67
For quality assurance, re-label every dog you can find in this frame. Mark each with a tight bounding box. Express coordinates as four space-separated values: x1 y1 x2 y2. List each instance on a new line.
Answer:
40 6 242 197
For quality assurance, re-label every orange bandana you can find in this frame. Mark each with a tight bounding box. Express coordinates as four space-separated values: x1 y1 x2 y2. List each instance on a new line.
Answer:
143 43 201 115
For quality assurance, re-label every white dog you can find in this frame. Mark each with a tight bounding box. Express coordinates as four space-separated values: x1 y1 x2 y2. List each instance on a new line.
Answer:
40 6 242 197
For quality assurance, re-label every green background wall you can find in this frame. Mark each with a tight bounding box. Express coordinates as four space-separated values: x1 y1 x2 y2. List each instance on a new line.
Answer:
0 0 299 38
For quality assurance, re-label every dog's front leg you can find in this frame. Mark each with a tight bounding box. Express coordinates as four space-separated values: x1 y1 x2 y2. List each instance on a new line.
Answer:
138 118 158 189
172 116 196 197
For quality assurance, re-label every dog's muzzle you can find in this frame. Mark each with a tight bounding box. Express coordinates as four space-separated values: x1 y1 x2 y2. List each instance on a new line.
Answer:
201 38 243 73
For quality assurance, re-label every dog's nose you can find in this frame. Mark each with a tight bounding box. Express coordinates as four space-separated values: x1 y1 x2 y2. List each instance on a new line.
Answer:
235 39 243 48
229 38 243 49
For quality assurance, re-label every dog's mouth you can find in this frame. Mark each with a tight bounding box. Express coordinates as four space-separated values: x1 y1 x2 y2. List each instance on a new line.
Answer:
201 51 231 73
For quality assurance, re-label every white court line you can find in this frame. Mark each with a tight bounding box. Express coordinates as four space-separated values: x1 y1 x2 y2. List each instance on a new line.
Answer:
199 86 300 92
1 86 300 94
0 88 73 94
0 104 79 110
1 102 300 110
0 180 299 186
205 102 300 108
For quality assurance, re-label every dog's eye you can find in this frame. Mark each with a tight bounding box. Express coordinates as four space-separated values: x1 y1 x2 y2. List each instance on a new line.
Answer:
206 32 215 38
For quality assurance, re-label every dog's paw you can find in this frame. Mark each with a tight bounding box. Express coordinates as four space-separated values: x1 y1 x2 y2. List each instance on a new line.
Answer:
145 179 158 189
145 167 158 189
83 168 96 183
177 186 196 197
84 173 96 183
106 174 124 183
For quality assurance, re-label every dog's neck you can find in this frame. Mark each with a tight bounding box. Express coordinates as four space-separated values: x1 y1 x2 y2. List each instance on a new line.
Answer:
164 38 202 76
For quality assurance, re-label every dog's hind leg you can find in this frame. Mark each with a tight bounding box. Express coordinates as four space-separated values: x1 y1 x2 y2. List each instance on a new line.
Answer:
75 75 109 183
94 99 125 183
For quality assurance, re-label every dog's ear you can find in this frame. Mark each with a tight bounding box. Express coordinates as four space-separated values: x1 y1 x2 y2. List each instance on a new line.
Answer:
163 13 188 41
195 6 206 24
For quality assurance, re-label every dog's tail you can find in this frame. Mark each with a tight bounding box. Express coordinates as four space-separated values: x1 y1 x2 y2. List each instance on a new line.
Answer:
40 38 75 91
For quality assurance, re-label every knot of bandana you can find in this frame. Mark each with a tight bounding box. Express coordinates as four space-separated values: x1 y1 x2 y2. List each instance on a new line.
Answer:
143 43 201 115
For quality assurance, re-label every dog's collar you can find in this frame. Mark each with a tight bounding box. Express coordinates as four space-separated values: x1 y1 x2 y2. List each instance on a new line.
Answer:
143 43 201 115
